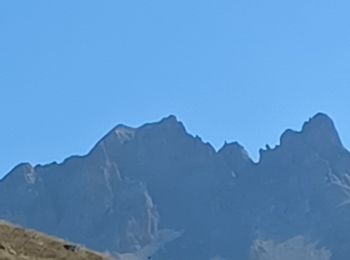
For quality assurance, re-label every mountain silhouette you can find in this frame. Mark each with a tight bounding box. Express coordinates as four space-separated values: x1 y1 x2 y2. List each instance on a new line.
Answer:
1 113 350 260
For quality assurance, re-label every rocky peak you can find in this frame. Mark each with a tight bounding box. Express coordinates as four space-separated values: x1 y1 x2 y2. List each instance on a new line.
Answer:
138 115 186 136
218 141 254 174
158 114 180 126
113 125 136 143
0 163 37 186
92 115 187 153
218 142 251 161
278 113 343 156
301 113 342 148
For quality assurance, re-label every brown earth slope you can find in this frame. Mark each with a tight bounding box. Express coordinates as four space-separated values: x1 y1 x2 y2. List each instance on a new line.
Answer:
0 221 113 260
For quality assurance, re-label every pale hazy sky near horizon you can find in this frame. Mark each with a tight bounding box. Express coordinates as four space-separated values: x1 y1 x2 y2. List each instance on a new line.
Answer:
1 0 350 176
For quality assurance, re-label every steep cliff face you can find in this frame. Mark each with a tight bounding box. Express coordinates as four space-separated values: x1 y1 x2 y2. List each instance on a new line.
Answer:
2 113 350 259
247 114 350 260
0 144 160 254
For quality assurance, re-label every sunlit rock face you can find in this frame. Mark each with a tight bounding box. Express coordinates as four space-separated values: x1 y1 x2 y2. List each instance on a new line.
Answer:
2 113 350 259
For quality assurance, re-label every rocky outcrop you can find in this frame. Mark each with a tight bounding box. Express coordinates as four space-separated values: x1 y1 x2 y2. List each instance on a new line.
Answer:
0 147 160 254
2 113 350 259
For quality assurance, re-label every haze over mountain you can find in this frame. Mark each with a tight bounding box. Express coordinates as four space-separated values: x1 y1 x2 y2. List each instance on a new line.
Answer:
1 113 350 260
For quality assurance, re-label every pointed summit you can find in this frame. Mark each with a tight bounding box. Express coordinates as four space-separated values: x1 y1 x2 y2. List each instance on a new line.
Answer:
302 113 338 134
159 115 179 125
139 115 186 134
154 115 184 129
218 141 254 174
91 115 188 155
218 141 251 162
301 113 342 148
279 113 343 155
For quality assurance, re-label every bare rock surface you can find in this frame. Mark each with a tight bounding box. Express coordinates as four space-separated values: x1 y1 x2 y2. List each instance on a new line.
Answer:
2 113 350 259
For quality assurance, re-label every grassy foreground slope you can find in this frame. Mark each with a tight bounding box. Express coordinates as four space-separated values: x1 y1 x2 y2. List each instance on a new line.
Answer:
0 221 113 260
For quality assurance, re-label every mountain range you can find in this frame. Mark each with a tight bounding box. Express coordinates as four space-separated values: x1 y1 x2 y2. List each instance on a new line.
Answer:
1 113 350 260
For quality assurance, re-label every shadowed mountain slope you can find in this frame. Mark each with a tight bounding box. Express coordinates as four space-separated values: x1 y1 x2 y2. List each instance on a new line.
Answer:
1 113 350 260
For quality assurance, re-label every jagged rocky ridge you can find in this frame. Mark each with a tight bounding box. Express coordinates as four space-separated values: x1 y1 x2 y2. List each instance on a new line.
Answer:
1 113 350 260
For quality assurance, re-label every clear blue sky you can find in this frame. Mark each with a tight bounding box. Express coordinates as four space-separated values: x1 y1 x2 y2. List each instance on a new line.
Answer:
1 0 350 176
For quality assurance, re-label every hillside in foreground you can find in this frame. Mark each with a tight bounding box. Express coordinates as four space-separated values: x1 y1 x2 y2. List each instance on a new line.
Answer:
0 221 111 260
